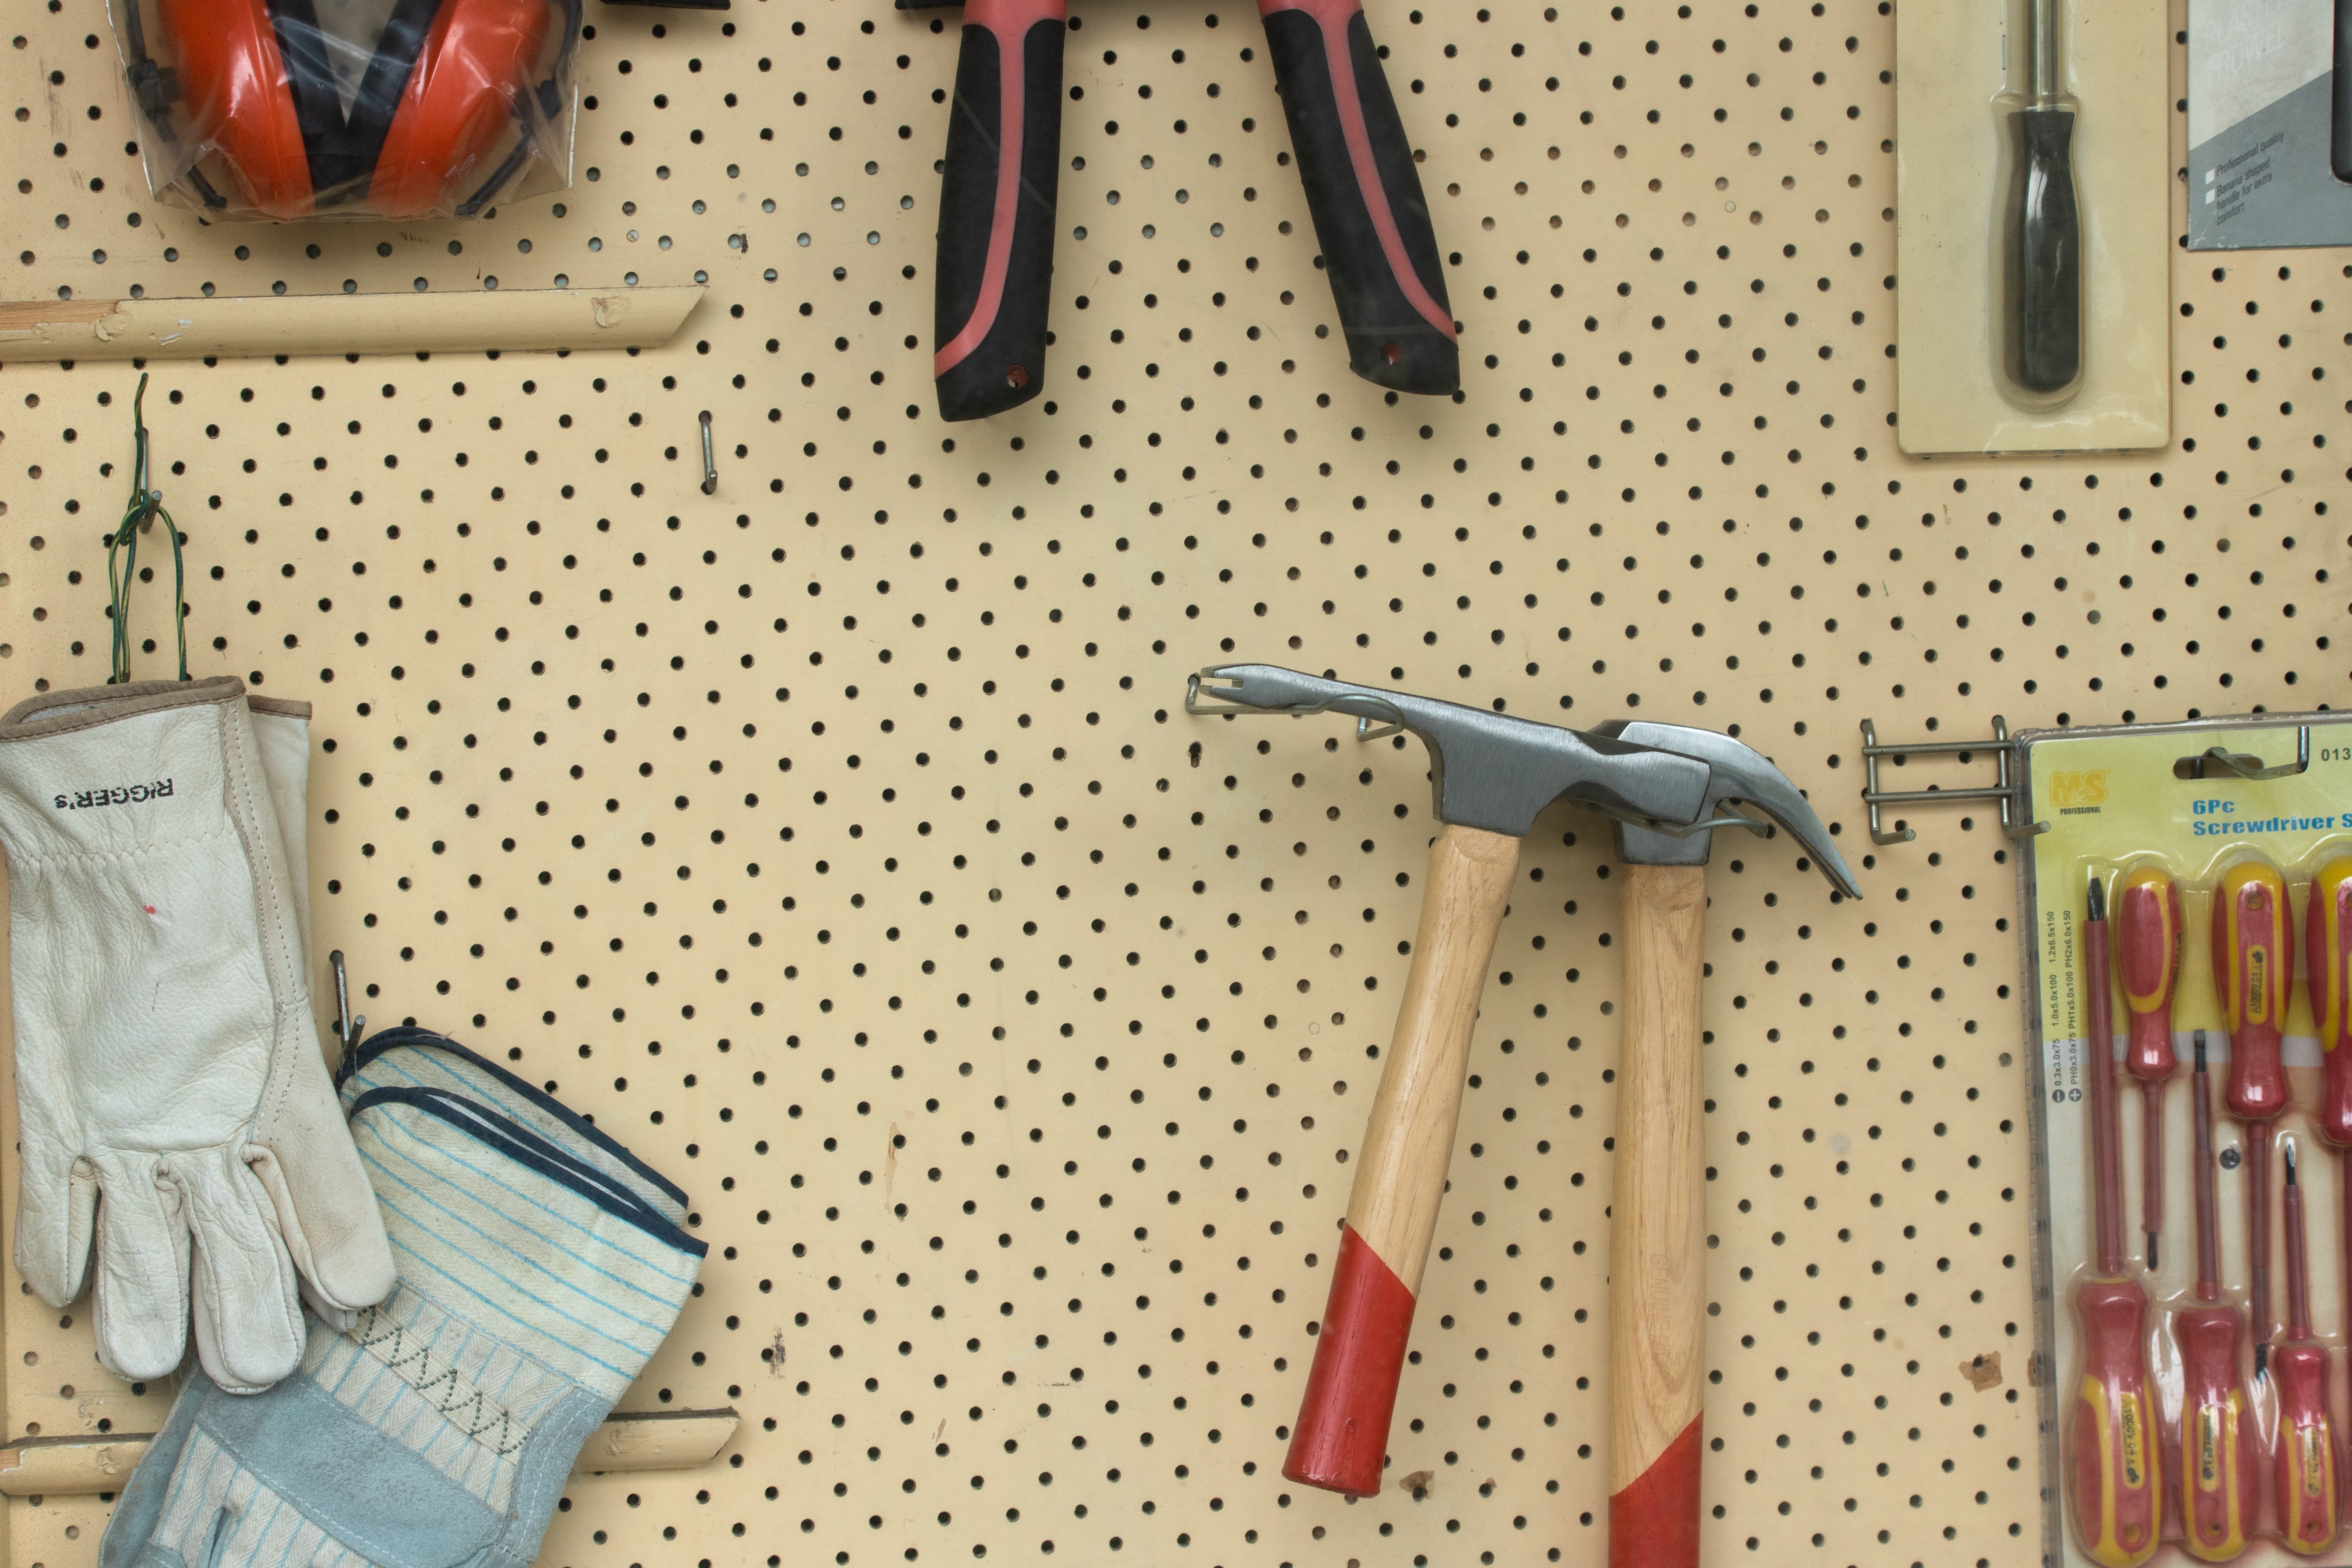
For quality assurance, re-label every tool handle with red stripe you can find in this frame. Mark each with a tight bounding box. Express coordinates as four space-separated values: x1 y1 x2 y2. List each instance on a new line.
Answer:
1257 0 1457 395
2176 1304 2257 1561
2274 1340 2341 1555
2115 864 2180 1084
2069 1276 2162 1567
922 0 1065 421
1606 862 1710 1568
2308 857 2352 1145
2216 858 2293 1121
1283 824 1519 1497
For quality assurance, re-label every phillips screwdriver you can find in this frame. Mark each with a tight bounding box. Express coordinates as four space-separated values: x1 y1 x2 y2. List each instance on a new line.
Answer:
2115 865 2182 1270
2216 858 2294 1376
2180 1031 2258 1561
2309 854 2352 1473
2306 856 2352 1148
2069 875 2162 1566
2273 1138 2341 1555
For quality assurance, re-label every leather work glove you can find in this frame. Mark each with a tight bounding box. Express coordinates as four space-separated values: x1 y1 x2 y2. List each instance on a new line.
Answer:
0 677 394 1392
101 1028 706 1568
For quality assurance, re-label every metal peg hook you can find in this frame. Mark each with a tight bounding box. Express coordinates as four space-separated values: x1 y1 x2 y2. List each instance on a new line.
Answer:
328 950 366 1055
699 410 717 496
2177 727 2311 782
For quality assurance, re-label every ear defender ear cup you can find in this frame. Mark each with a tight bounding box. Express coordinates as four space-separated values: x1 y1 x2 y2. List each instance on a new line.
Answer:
369 0 550 218
157 0 314 218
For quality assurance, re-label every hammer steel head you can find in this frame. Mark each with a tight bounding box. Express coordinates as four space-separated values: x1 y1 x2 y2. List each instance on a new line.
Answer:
1188 664 1715 841
1590 718 1860 898
1188 666 1859 899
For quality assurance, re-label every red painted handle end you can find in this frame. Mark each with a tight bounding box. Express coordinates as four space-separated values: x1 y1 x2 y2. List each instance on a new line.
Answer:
1282 1223 1415 1497
1608 1416 1704 1568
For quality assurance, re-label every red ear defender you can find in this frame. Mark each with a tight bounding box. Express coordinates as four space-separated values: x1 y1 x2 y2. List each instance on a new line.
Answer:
158 0 315 218
370 0 551 219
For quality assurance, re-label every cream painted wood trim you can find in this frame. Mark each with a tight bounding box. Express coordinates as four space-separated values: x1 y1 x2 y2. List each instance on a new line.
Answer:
0 1407 739 1496
0 286 704 363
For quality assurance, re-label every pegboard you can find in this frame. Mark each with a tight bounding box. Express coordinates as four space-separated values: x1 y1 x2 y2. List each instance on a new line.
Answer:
0 0 2346 1563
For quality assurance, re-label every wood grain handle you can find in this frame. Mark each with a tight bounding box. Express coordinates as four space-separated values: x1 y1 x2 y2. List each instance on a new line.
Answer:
1283 822 1520 1496
1607 862 1710 1568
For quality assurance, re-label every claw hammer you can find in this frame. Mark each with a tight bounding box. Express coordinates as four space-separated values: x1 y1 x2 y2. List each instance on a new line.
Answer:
1188 666 1859 1543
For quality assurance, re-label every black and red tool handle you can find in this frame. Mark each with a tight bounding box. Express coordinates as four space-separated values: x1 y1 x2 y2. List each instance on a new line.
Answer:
910 0 1067 421
1258 0 1457 395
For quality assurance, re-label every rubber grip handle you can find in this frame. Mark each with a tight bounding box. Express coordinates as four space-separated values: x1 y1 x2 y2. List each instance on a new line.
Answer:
2004 105 2082 397
2216 859 2293 1121
2334 0 2352 183
2069 1277 2162 1568
1258 0 1457 395
2115 866 2180 1085
2176 1304 2257 1563
932 0 1065 421
2307 858 2352 1145
2274 1341 2342 1555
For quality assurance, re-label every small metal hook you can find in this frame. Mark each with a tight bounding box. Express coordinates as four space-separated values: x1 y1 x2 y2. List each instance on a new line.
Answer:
2177 727 2311 782
328 949 366 1054
699 410 717 496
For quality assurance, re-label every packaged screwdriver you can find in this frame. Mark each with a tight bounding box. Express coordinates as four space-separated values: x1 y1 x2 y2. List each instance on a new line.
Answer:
1864 709 2352 1565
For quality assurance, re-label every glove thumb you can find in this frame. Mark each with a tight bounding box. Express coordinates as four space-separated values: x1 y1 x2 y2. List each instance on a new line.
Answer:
249 1012 395 1317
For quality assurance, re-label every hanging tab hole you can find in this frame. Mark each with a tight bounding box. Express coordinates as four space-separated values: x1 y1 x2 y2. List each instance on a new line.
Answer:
1005 365 1029 389
1381 342 1402 364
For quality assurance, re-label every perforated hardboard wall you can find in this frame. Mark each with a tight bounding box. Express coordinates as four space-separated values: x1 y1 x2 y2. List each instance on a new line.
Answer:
0 0 2346 1563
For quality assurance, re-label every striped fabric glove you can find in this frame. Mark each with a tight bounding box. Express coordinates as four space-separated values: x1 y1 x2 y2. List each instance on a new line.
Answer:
100 1030 705 1568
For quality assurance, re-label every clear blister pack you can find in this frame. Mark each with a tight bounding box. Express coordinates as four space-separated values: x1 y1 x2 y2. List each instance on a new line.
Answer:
103 0 580 222
2013 713 2352 1565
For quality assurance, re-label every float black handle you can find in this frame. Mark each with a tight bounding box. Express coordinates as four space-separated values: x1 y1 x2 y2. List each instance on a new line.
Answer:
1259 0 1457 396
922 0 1066 421
2005 104 2082 397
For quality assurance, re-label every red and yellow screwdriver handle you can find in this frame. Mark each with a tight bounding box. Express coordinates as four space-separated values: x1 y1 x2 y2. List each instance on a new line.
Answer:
2216 859 2294 1121
2307 856 2352 1145
2177 1304 2258 1562
2069 1276 2162 1567
2115 865 2181 1083
2273 1338 2341 1555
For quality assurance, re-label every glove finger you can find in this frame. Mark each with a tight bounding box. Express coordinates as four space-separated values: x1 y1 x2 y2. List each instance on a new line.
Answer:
88 1153 191 1382
180 1153 302 1394
13 1146 98 1311
249 1018 395 1316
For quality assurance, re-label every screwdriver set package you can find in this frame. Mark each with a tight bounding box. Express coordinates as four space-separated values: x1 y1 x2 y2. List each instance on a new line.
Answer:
2186 0 2352 250
1892 0 2171 450
2007 712 2352 1566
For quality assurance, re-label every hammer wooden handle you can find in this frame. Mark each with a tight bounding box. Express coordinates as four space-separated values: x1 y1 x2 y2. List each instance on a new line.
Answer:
1284 822 1519 1496
1608 862 1710 1568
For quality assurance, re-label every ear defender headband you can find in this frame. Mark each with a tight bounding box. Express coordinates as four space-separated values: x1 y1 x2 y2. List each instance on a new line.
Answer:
123 0 578 219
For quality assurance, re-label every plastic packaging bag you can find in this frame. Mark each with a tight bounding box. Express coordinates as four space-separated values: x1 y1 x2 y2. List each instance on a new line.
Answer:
106 0 580 222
